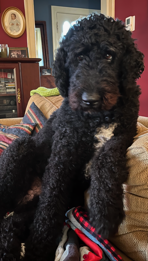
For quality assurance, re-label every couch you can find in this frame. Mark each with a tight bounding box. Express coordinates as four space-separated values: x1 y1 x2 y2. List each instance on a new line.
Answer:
0 93 148 261
0 94 63 126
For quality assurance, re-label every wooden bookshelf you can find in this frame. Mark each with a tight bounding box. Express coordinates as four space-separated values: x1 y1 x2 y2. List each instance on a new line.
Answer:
0 58 41 118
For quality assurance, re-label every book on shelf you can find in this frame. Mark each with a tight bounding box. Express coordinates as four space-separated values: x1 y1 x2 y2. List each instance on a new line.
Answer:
6 89 16 93
6 86 15 89
0 72 12 79
6 83 15 87
0 86 6 90
6 81 15 84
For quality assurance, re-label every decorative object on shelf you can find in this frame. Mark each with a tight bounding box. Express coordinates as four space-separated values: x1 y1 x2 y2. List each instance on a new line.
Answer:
9 47 28 58
1 7 26 38
0 44 8 58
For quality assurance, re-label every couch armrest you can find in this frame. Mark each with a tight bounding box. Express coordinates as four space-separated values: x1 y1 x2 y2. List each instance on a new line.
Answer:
0 117 23 126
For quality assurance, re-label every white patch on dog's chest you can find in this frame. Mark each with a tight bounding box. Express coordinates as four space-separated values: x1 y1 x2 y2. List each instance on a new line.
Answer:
85 123 117 178
94 123 117 149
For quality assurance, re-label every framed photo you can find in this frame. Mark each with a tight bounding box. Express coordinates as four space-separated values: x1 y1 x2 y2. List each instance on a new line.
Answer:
41 68 51 75
9 47 28 58
1 7 26 38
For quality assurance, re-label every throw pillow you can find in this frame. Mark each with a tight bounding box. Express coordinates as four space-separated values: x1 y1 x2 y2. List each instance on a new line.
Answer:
0 132 18 155
0 123 36 155
22 102 47 135
0 123 35 137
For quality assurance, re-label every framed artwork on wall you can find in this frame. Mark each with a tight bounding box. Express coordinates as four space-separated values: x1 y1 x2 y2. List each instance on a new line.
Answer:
1 7 26 38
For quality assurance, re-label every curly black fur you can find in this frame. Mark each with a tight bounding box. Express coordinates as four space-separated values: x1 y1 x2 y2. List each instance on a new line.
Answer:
0 13 144 261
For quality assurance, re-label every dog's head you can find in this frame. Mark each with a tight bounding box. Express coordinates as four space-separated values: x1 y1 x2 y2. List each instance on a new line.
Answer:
53 13 144 114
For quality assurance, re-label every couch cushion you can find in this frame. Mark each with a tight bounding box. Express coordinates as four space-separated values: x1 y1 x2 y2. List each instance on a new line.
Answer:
110 121 148 261
22 102 47 134
45 95 63 109
0 117 23 126
25 94 63 119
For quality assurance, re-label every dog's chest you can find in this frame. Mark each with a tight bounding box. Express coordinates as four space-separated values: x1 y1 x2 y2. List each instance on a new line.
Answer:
85 123 117 177
94 123 117 149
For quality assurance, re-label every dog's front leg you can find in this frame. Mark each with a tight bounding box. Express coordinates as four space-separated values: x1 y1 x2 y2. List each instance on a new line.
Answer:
24 127 94 261
88 132 131 239
0 114 56 219
0 136 37 219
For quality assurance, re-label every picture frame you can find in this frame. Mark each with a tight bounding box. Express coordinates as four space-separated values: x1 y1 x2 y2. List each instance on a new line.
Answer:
9 47 28 58
41 68 52 76
1 7 26 38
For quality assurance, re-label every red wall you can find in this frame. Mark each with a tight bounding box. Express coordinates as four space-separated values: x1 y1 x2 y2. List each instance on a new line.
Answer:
115 0 148 116
0 0 27 47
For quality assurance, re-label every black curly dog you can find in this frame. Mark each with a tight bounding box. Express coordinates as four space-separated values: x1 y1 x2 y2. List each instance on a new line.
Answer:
0 14 144 261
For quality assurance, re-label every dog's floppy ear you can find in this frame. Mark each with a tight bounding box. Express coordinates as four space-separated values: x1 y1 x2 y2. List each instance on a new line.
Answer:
129 45 144 79
122 41 144 81
52 46 69 97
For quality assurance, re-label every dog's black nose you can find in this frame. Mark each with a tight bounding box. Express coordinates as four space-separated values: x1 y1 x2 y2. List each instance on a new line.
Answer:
82 92 100 107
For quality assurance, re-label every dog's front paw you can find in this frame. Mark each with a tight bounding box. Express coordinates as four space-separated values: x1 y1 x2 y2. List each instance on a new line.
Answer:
89 203 125 239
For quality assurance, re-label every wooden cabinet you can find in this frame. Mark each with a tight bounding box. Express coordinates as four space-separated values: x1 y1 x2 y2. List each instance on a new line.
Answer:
0 58 41 118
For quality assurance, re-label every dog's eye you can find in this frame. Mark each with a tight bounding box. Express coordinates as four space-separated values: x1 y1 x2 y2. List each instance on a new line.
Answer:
105 53 113 62
77 55 84 62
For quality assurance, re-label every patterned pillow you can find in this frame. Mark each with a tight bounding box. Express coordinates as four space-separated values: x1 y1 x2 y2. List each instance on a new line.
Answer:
22 102 47 135
0 123 36 155
0 132 18 155
0 123 35 137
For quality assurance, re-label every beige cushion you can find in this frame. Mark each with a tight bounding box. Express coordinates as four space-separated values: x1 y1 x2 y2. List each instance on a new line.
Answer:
45 95 63 109
112 246 133 261
110 121 148 261
0 117 23 126
25 94 63 119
